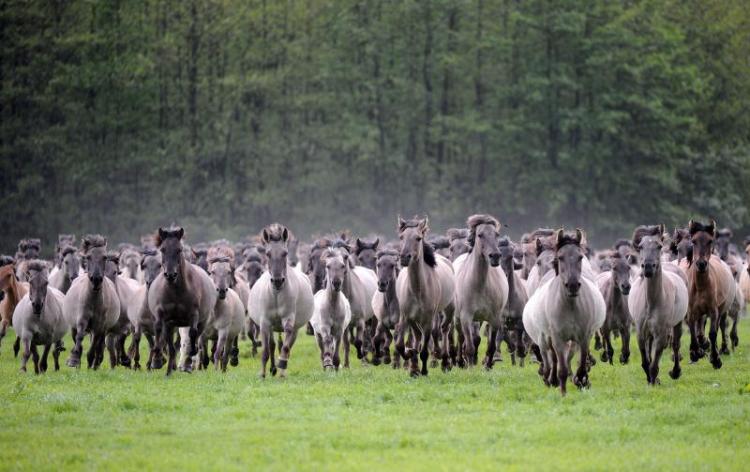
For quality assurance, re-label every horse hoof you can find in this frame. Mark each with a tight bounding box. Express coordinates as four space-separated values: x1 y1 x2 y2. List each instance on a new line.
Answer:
277 359 288 370
270 366 278 376
66 358 80 368
372 357 382 366
669 367 681 380
689 351 700 363
720 346 730 356
230 357 239 367
711 357 722 370
620 356 629 365
650 377 661 386
430 359 439 369
409 370 420 378
383 356 391 365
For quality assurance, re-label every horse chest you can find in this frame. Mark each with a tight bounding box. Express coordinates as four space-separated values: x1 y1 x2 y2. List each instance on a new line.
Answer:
162 301 198 323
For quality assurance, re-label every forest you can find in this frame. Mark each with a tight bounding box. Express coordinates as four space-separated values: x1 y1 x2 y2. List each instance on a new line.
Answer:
1 0 749 252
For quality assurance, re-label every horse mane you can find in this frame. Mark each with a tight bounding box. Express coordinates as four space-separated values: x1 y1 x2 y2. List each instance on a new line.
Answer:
555 229 583 250
520 233 532 244
355 237 380 254
497 236 512 248
141 247 158 257
0 255 14 267
613 238 632 250
82 234 107 253
105 250 120 264
530 228 555 239
446 228 468 242
155 226 184 247
262 223 288 243
717 228 733 238
428 235 450 250
60 245 77 257
208 246 235 265
688 220 716 236
25 260 47 274
398 217 426 231
58 234 75 247
632 225 662 248
467 214 500 248
376 249 399 260
193 242 209 257
422 242 437 267
19 238 41 253
332 238 352 253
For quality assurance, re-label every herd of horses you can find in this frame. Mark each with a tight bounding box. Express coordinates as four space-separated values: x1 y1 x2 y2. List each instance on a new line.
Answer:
0 216 748 395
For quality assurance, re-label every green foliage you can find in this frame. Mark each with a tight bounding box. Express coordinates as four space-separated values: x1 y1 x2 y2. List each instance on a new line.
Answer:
1 0 749 251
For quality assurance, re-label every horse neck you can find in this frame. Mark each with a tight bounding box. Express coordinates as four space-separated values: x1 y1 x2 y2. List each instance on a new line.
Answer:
609 277 626 308
467 244 489 288
84 280 105 308
326 280 340 304
692 265 713 291
3 272 21 306
385 277 398 308
502 261 516 299
407 246 428 294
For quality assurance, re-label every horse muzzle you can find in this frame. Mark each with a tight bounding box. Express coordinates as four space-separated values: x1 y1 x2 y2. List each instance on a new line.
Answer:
165 272 178 283
217 288 228 300
32 301 44 315
400 255 411 267
90 275 103 291
620 284 631 296
332 280 343 292
565 282 581 298
271 277 286 291
377 281 388 292
696 260 708 273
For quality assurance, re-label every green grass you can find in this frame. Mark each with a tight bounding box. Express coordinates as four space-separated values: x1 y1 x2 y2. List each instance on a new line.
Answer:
1 326 749 471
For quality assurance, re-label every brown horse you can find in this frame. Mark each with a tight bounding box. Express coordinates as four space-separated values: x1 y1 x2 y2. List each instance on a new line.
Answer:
0 264 28 352
679 220 735 369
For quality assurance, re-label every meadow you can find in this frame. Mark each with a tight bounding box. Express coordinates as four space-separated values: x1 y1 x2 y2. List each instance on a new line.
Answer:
1 327 748 471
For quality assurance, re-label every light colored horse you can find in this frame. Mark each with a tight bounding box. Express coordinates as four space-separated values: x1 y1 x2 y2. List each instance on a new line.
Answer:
147 227 217 375
395 217 455 377
595 252 633 365
248 224 314 378
678 220 736 369
63 235 121 369
310 250 352 370
629 225 688 384
12 261 67 373
523 229 605 395
453 215 508 369
49 245 80 294
126 249 161 369
329 241 377 367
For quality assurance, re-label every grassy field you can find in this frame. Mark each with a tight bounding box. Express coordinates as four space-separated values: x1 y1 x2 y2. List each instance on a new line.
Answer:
1 326 749 471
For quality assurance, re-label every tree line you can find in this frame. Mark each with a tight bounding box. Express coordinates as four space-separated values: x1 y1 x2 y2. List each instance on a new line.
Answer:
1 0 749 253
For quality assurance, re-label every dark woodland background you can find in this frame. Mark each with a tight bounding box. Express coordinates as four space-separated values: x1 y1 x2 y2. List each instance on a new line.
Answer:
1 0 749 253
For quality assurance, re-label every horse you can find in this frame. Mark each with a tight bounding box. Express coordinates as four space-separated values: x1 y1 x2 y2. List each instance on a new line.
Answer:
446 228 470 262
104 251 138 367
147 226 217 375
595 252 632 365
395 217 455 377
15 238 41 281
63 235 121 369
715 228 743 352
522 229 605 395
678 220 735 369
671 228 692 263
0 263 28 352
428 235 451 259
198 248 245 371
119 245 142 281
628 225 688 384
371 249 404 368
453 215 508 369
126 248 161 369
354 237 380 270
54 234 75 268
237 244 266 354
12 261 67 374
497 237 529 366
49 245 80 294
329 240 378 367
310 249 352 370
247 224 314 378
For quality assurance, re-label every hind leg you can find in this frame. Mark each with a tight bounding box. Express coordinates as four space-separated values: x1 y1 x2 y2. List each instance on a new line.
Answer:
708 310 722 369
117 333 131 367
483 324 499 370
620 326 631 365
106 335 117 369
31 344 40 375
719 312 730 355
669 323 682 380
342 325 351 368
129 330 142 370
20 338 31 372
430 314 441 368
730 314 739 350
574 341 591 389
688 318 702 363
53 342 62 371
40 344 51 373
230 336 239 367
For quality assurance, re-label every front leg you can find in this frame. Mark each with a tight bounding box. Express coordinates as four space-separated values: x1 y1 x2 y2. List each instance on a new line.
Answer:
40 344 51 373
709 310 722 369
277 317 298 377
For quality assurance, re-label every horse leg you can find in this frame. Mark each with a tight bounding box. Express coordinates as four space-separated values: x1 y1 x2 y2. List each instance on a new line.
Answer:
719 312 730 355
20 338 31 372
594 331 603 351
53 342 62 371
408 321 424 377
106 335 118 369
669 322 682 380
648 335 667 386
688 318 701 363
165 325 177 377
730 313 739 350
440 313 453 372
86 332 97 369
372 322 385 366
67 321 86 368
230 336 239 367
515 324 527 367
117 333 131 367
551 339 569 395
419 325 431 377
384 329 393 365
13 335 20 358
472 323 481 365
430 314 441 368
353 319 365 361
709 309 722 369
40 344 51 373
268 330 277 376
31 344 40 375
333 331 343 371
483 324 499 370
637 329 650 383
342 325 351 369
698 316 710 352
0 318 7 349
600 328 610 364
129 329 141 370
150 318 165 370
258 325 271 378
277 319 298 378
574 341 591 389
620 324 631 365
460 319 475 367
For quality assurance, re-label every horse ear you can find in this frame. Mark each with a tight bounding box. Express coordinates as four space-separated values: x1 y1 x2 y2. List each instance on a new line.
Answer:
709 219 717 237
158 227 167 241
686 244 693 265
261 228 270 244
373 238 380 249
176 228 184 240
575 228 583 245
556 229 565 248
535 239 544 257
356 238 364 250
688 219 695 234
397 216 406 232
419 218 429 235
282 227 289 242
659 224 665 239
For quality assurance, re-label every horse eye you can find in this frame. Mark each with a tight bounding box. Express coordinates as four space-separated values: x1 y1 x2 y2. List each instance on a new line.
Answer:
416 237 422 242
